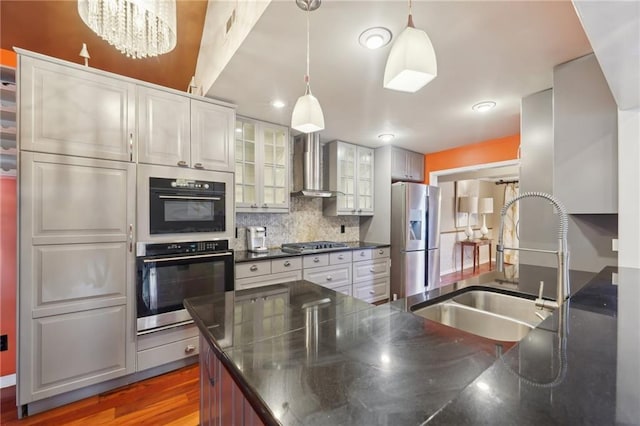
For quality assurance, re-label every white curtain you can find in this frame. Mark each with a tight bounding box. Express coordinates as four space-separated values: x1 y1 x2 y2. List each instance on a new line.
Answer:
503 183 519 267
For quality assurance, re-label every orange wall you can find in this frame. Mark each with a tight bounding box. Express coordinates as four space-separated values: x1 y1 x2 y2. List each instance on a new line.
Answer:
1 48 16 377
424 134 520 184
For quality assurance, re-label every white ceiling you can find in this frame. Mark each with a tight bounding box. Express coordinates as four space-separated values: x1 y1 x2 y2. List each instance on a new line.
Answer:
205 1 593 154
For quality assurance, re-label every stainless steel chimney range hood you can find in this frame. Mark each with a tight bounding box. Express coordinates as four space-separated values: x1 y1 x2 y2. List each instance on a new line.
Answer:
291 132 338 198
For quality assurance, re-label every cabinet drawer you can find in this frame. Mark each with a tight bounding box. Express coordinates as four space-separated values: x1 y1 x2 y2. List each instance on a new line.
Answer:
137 323 198 351
271 257 302 274
303 254 329 268
353 278 389 303
352 249 372 262
331 284 352 297
372 247 390 259
330 251 352 265
236 270 302 290
236 260 271 279
353 258 389 282
303 264 351 288
137 336 199 372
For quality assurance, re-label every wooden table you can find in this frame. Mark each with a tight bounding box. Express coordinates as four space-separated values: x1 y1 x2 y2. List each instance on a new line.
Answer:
459 239 492 273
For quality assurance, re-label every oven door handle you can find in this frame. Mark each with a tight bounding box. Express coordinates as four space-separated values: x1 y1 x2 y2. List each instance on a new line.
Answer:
143 252 233 263
158 195 221 201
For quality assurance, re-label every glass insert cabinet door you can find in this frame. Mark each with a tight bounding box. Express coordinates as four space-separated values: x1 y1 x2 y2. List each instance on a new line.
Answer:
357 147 374 213
262 126 288 209
235 117 290 212
337 143 356 211
235 120 257 207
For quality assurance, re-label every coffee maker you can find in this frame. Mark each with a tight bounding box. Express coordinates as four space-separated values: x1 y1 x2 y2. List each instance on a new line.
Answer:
246 226 268 253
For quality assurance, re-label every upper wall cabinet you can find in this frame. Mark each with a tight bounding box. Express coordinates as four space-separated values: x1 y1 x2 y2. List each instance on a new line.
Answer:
323 140 374 216
553 54 618 214
235 117 289 213
391 147 424 181
137 87 235 172
19 55 136 162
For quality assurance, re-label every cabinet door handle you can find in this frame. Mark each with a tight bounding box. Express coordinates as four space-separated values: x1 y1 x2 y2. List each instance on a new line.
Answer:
194 162 204 169
313 257 320 263
209 377 216 386
358 209 362 213
251 204 258 208
338 255 344 260
185 344 196 353
177 160 188 167
250 265 258 271
369 268 375 273
326 275 332 281
369 290 376 295
360 252 365 257
128 224 133 252
129 133 133 162
284 261 291 267
378 249 384 255
263 203 268 208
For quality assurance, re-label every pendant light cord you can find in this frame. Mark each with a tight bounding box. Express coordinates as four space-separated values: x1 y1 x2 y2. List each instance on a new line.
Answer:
407 0 415 28
305 3 311 93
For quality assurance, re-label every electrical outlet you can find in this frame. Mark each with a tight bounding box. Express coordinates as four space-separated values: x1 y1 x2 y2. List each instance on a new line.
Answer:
340 224 345 234
612 238 618 252
0 334 7 351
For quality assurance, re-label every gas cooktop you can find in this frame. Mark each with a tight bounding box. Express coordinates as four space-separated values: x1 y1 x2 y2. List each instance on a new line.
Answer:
281 241 349 254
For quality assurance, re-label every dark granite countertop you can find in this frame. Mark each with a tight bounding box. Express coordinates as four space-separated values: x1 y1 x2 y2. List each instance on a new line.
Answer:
235 241 390 263
185 265 640 425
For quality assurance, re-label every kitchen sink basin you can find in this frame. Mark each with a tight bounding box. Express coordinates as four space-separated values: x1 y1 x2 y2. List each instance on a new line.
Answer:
412 290 552 342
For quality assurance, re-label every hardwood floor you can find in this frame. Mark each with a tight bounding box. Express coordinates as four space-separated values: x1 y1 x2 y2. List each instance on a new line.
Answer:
0 364 200 426
439 261 493 286
0 265 491 425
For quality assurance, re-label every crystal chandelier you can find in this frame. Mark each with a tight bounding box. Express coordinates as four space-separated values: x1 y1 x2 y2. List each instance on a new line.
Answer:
78 0 177 59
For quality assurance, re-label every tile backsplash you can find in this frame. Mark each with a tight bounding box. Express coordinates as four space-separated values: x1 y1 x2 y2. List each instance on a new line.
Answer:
232 197 360 251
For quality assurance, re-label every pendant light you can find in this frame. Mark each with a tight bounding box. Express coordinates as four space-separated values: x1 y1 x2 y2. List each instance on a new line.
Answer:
291 0 325 134
383 0 437 93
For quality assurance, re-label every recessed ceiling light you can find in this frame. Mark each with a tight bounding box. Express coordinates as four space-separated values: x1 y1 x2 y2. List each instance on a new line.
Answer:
271 100 286 109
472 101 497 112
378 133 395 143
359 27 392 50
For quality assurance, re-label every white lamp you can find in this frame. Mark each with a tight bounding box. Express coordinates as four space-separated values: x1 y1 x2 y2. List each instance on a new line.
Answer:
291 0 325 134
478 197 494 240
458 196 478 240
383 0 437 93
78 0 177 59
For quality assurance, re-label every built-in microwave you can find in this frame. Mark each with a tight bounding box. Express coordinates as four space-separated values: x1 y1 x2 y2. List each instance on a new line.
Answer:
137 164 234 242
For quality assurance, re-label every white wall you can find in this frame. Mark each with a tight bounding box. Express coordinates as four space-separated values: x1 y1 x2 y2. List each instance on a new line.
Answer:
617 108 640 268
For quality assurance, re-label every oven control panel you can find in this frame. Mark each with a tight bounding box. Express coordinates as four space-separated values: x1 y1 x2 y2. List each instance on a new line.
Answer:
137 240 230 257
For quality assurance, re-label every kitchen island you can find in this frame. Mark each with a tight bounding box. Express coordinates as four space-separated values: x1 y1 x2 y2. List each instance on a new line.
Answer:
184 265 640 425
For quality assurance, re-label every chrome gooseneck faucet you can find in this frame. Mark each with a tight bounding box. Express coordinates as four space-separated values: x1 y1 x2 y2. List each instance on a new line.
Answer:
496 192 570 308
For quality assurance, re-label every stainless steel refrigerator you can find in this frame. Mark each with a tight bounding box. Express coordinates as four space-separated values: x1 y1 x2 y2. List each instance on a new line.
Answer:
390 182 441 299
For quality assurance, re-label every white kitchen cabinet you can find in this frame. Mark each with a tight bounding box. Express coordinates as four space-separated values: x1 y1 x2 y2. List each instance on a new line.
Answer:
191 99 234 172
235 117 289 213
138 88 235 172
235 257 302 290
18 152 136 405
323 140 374 216
137 86 191 167
1 64 17 177
19 54 136 162
352 248 390 303
391 147 424 181
303 263 352 292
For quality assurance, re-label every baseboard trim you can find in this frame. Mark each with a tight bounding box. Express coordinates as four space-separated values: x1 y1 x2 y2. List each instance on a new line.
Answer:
1 374 16 388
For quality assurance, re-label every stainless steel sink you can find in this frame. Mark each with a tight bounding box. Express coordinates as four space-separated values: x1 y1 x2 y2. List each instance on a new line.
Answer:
412 290 552 342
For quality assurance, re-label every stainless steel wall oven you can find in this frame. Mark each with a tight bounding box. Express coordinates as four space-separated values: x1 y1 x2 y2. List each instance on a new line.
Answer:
136 240 234 335
137 164 234 242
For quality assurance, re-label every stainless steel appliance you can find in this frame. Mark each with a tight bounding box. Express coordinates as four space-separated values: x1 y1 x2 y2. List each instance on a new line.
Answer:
247 226 268 253
390 182 441 298
291 132 340 197
136 239 234 334
281 241 349 254
137 164 234 242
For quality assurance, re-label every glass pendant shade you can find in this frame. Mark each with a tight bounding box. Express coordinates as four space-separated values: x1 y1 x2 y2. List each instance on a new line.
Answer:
291 91 325 133
78 0 177 59
383 25 437 93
